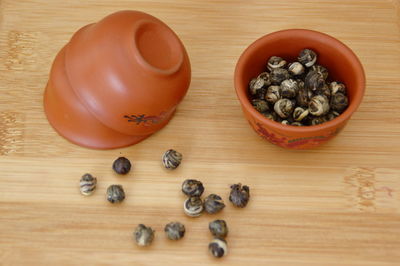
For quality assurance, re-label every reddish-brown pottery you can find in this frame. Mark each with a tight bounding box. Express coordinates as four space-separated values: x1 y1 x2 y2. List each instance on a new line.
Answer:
44 10 191 149
234 29 365 149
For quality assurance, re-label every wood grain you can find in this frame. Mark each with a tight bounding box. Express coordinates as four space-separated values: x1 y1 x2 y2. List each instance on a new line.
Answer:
0 0 399 265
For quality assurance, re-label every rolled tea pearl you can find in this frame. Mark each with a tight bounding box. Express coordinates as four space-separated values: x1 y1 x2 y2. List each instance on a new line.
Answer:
106 184 125 203
298 48 317 67
204 194 225 214
267 56 287 71
162 149 183 170
183 197 204 217
274 98 295 118
134 224 155 246
79 173 97 196
164 222 185 240
209 238 228 258
309 95 330 116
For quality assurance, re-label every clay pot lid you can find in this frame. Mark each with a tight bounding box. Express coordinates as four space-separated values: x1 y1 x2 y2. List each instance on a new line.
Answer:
65 10 191 136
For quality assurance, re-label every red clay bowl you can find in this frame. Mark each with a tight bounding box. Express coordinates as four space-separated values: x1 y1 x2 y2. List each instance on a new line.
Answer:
44 10 190 149
234 29 365 149
44 46 148 149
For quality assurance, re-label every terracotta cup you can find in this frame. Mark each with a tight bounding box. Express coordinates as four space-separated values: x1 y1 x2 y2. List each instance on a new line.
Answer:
44 10 191 149
234 29 365 149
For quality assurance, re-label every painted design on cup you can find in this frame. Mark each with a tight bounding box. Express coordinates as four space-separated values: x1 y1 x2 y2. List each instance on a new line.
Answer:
124 111 168 126
255 122 342 148
255 122 287 146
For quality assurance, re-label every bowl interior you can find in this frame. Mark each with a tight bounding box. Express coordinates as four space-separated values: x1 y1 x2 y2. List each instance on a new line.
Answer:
236 29 365 120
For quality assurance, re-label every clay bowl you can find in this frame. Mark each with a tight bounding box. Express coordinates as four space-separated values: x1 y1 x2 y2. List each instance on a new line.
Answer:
44 10 191 149
234 29 365 149
44 46 148 149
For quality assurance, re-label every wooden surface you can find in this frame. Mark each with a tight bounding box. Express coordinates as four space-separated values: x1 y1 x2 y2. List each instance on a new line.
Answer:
0 0 400 265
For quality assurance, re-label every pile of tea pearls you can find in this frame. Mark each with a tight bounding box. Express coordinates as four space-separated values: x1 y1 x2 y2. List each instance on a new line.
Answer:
248 49 349 126
78 150 251 258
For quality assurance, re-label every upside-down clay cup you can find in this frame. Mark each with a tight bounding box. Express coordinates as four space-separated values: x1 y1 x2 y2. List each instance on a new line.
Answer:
44 10 191 149
235 29 365 149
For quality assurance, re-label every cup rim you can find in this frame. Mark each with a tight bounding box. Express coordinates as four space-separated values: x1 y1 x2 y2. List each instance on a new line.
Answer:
234 29 366 134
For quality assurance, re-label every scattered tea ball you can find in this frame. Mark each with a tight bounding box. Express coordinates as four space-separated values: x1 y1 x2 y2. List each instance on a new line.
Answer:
204 194 225 214
183 196 204 217
112 157 131 175
79 173 97 196
164 222 185 240
209 238 228 258
134 224 155 246
106 184 125 203
298 48 317 67
229 183 250 208
182 179 204 197
162 149 183 170
209 220 228 238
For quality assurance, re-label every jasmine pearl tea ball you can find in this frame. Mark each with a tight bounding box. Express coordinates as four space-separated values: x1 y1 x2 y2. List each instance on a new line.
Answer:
209 238 228 258
164 222 185 240
229 183 250 208
162 149 183 170
112 157 131 175
209 220 228 238
134 224 155 246
79 173 97 196
106 184 125 203
182 179 204 197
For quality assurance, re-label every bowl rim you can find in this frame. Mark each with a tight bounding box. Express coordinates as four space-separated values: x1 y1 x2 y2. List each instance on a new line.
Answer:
234 29 366 134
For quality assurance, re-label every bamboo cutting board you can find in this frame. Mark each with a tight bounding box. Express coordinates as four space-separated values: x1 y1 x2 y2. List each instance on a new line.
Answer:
0 0 399 265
